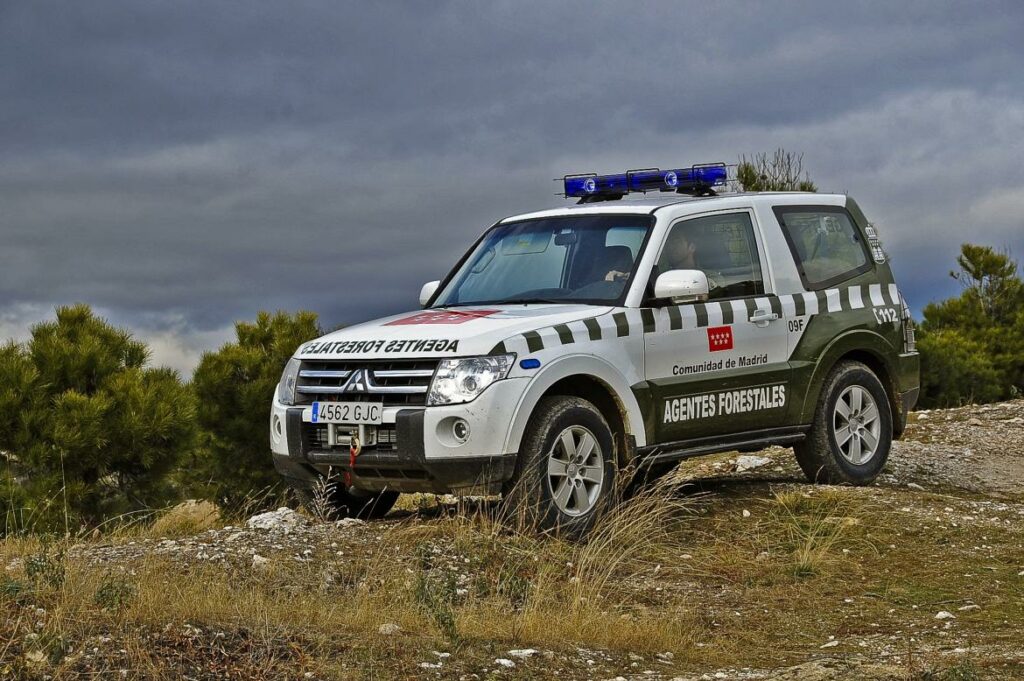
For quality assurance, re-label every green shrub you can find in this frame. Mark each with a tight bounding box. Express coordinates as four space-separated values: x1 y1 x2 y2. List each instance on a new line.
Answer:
918 329 1004 406
918 244 1024 407
0 305 196 533
188 310 320 504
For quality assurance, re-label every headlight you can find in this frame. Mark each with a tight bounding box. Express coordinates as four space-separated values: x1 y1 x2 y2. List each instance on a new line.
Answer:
427 354 515 406
277 357 301 406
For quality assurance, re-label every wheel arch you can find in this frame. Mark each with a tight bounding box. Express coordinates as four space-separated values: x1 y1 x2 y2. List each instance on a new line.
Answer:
799 329 904 437
503 355 646 464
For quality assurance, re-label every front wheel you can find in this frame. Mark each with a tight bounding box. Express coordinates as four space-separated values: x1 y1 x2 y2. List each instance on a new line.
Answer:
794 361 893 485
501 396 617 538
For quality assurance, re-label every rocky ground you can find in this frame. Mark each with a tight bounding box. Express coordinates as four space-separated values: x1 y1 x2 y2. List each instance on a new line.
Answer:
2 401 1023 679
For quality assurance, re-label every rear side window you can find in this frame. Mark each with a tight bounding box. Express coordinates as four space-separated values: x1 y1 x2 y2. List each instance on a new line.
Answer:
773 206 871 289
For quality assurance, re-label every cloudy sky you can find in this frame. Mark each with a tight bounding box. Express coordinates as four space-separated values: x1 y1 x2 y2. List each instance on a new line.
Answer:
2 1 1023 373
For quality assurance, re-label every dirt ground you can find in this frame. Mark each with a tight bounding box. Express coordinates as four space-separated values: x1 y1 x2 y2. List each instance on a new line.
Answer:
2 401 1022 680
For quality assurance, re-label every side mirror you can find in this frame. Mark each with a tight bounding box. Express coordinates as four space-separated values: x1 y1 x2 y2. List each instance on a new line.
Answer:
419 280 440 307
654 269 709 303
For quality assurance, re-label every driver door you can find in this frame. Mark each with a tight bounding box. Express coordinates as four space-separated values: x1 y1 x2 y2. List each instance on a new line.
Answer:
643 209 791 444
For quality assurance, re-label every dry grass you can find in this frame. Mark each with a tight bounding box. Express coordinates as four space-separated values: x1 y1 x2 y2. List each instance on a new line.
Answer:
146 500 222 538
350 477 703 652
2 476 1022 678
0 480 705 677
765 488 875 577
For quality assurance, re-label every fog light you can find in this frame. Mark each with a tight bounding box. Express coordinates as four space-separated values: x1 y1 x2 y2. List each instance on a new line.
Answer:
452 418 471 443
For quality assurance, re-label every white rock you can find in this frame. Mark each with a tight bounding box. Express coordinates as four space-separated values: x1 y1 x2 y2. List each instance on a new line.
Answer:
906 483 926 491
934 611 956 620
820 640 839 648
509 649 539 658
378 623 400 635
336 517 365 528
246 507 308 533
494 658 516 668
251 554 269 569
957 604 981 612
741 509 751 518
418 661 442 669
735 455 772 472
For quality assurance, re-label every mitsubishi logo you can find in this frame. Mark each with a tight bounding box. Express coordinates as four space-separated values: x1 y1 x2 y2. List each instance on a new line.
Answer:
343 369 371 392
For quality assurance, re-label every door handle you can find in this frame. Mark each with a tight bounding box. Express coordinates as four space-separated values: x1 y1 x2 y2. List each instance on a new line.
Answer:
749 310 779 326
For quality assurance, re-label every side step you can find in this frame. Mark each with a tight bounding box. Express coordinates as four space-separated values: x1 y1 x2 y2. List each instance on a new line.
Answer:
635 426 807 470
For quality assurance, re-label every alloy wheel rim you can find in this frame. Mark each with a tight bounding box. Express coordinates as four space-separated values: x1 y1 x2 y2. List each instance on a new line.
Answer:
546 425 604 516
833 385 881 465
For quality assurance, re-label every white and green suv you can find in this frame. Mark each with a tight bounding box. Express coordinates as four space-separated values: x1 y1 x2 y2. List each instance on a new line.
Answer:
270 165 919 536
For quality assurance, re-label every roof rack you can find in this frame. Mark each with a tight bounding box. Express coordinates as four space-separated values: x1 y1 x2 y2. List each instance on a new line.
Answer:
561 163 727 204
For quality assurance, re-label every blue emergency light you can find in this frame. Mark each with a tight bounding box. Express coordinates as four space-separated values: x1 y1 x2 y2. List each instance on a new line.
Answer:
563 163 727 202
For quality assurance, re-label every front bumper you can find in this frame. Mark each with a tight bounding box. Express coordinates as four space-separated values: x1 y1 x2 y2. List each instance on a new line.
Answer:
270 378 526 494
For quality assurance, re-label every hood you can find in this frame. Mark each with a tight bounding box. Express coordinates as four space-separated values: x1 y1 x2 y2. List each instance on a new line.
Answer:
296 305 612 360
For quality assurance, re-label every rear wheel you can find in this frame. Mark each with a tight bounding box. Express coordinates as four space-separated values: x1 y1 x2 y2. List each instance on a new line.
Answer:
502 396 616 538
794 361 892 485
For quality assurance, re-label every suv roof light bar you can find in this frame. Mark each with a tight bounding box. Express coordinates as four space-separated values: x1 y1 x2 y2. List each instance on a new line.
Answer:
562 163 727 204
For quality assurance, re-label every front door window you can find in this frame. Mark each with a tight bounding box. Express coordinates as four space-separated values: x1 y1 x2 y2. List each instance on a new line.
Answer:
655 212 765 300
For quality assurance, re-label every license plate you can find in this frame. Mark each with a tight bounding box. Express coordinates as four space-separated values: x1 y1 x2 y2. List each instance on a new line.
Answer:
310 401 383 425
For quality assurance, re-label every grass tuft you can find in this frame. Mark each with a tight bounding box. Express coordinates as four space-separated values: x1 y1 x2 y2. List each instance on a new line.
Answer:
765 488 872 577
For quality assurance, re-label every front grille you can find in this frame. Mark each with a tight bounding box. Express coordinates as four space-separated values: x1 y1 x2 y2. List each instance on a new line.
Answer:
300 424 427 480
295 359 438 407
303 424 398 452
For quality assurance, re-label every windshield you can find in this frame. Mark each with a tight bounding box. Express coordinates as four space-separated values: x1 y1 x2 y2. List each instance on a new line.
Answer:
432 215 653 307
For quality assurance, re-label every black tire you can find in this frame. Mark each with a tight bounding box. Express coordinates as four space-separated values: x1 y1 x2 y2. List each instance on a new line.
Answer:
501 396 617 538
332 485 399 520
297 479 399 520
794 360 893 485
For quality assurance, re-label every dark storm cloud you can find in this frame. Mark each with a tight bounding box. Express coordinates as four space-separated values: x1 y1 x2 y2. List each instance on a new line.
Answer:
2 1 1023 370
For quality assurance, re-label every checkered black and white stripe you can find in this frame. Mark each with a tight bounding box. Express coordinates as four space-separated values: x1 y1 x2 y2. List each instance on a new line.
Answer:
488 283 902 355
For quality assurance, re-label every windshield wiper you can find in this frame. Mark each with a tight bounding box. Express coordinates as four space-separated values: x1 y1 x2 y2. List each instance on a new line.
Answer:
494 298 565 305
435 298 566 308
